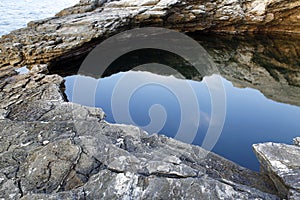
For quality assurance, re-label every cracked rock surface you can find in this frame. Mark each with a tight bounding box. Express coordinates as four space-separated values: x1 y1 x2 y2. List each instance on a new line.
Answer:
253 142 300 199
0 0 300 68
1 0 300 199
0 65 279 199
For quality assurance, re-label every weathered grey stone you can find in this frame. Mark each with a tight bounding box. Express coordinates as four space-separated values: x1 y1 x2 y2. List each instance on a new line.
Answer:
289 189 300 200
0 0 300 68
0 112 281 199
0 0 299 199
0 179 21 200
20 169 280 200
0 109 9 120
253 142 300 199
19 139 81 193
293 137 300 147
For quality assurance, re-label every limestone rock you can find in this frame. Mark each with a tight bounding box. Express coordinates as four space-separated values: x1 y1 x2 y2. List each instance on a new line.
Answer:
19 139 81 194
253 142 300 199
0 0 300 68
0 0 299 199
21 169 280 200
293 137 300 147
0 67 279 199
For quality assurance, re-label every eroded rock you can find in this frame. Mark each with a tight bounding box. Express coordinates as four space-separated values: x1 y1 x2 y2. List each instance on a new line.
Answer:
19 139 81 193
0 0 300 69
0 0 299 199
293 137 300 147
253 142 300 199
0 66 279 199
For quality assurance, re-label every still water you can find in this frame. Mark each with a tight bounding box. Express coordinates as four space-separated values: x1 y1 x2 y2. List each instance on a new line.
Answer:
0 0 78 35
1 1 299 171
63 34 300 171
64 71 300 171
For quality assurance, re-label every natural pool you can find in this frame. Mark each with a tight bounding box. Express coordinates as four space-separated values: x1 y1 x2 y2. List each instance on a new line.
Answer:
59 33 300 171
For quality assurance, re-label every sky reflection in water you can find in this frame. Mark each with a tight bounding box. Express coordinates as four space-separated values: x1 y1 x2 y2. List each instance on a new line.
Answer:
65 71 300 171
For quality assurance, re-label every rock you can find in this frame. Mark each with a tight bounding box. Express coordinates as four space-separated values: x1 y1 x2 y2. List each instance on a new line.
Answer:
20 170 279 200
19 139 81 194
192 33 300 107
29 64 49 74
0 0 300 68
0 119 280 199
0 109 10 120
0 67 280 199
0 179 21 200
289 189 300 200
253 142 300 199
293 137 300 146
0 0 299 199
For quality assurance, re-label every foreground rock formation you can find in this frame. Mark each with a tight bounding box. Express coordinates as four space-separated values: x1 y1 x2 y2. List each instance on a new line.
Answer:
0 63 298 199
253 143 300 200
0 65 279 199
0 0 300 199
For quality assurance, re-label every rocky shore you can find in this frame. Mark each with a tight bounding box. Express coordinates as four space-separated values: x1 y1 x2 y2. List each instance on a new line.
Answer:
0 0 300 199
1 0 300 69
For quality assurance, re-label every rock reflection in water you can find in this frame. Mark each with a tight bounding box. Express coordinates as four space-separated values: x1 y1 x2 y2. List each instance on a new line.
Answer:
62 34 300 171
191 33 300 106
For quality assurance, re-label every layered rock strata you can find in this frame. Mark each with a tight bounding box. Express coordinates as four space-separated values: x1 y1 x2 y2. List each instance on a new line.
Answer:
1 0 300 199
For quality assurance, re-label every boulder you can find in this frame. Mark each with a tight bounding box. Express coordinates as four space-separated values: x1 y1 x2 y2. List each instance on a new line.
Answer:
253 142 300 199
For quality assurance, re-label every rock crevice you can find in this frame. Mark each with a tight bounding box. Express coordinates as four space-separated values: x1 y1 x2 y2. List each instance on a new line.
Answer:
0 65 281 199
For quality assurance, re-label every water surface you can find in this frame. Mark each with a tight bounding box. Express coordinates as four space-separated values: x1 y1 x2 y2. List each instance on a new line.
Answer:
1 1 299 172
61 33 300 171
64 69 300 171
0 0 78 35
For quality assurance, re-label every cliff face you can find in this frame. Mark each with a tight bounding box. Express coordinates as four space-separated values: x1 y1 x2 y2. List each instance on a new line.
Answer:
0 0 300 199
61 0 300 34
